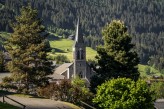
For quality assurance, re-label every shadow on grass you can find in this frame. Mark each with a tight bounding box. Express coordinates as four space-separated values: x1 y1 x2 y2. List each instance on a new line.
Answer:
51 48 67 53
47 34 64 41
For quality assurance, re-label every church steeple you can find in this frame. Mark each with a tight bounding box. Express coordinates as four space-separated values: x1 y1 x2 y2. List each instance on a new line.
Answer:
75 18 83 44
73 18 86 79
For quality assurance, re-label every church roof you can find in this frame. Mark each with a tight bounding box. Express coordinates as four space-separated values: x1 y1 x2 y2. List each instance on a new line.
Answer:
53 63 73 75
75 18 84 44
48 73 65 80
154 99 164 109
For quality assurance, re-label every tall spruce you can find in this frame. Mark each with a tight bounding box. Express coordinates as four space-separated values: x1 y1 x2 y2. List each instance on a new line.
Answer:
6 5 52 91
91 20 139 91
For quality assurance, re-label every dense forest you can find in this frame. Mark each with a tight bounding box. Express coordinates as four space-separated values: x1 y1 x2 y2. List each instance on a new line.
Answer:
0 0 163 72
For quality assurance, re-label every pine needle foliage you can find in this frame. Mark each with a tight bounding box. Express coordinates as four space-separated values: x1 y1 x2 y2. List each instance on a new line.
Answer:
91 20 140 90
6 5 52 92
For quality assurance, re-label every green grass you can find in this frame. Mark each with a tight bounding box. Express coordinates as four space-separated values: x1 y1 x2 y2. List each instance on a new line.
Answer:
49 38 97 61
0 32 97 61
138 64 162 78
0 102 20 109
12 94 33 98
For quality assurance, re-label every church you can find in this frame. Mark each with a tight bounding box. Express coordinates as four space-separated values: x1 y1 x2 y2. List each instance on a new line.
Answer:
49 19 94 86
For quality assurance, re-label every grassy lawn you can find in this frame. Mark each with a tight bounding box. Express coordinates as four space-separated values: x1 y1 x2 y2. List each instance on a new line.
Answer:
138 64 162 78
0 102 20 109
0 32 97 61
49 38 97 61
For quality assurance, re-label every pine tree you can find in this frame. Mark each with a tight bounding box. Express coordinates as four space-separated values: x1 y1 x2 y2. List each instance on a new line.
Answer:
91 20 139 91
6 5 52 92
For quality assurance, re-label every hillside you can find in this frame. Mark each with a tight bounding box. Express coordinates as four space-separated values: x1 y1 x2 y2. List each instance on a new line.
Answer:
0 32 97 61
138 64 163 78
49 36 97 61
0 0 163 71
0 32 163 77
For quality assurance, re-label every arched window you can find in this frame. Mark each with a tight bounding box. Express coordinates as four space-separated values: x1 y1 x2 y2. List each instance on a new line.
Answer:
81 50 84 59
79 72 83 78
76 50 80 59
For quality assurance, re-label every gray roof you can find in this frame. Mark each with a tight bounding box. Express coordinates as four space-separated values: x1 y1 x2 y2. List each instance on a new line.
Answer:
49 63 73 80
155 99 164 109
49 73 65 80
54 63 73 75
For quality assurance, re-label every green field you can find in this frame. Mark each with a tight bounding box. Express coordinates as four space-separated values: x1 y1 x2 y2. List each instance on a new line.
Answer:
0 32 97 61
49 38 97 61
0 32 163 77
0 102 20 109
138 64 162 78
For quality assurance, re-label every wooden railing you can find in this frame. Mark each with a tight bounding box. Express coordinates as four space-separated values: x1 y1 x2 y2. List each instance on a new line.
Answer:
80 101 96 109
3 95 26 109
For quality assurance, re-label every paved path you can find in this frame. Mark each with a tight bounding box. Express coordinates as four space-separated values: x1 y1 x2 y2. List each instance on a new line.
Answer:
0 95 80 109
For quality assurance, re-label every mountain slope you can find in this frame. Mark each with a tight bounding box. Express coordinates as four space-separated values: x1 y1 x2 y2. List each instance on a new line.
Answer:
0 0 163 71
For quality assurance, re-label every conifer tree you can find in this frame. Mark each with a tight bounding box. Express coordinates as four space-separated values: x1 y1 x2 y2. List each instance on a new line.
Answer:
91 20 139 90
6 5 52 92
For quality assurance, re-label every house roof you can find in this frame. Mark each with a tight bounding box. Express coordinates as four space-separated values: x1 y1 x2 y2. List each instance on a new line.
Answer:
48 73 65 80
54 63 73 75
155 99 164 109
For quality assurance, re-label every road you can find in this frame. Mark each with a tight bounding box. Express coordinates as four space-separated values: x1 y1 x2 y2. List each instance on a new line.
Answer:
0 95 80 109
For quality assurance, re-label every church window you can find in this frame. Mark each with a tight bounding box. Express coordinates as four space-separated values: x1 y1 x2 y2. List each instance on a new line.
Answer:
76 50 80 59
81 50 84 59
79 72 83 78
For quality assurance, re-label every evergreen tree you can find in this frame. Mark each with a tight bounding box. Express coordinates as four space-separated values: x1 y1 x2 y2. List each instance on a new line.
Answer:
91 20 139 91
6 5 52 92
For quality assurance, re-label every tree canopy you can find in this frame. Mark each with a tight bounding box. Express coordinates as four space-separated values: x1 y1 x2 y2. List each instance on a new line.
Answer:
6 5 52 93
93 78 155 109
91 20 139 90
0 0 164 71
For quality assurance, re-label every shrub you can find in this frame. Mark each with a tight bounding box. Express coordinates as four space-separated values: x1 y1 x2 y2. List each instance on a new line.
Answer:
93 78 155 109
37 79 93 104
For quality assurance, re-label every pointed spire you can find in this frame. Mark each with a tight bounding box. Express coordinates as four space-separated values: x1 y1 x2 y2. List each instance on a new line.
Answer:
75 17 83 43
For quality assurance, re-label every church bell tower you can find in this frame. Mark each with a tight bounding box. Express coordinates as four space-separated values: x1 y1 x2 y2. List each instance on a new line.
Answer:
72 18 87 78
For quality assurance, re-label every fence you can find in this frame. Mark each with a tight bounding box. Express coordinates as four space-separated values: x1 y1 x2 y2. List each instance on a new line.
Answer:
2 95 26 109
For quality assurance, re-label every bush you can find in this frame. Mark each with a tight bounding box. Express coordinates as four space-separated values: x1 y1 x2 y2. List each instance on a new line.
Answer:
150 82 164 99
37 79 93 104
93 78 155 109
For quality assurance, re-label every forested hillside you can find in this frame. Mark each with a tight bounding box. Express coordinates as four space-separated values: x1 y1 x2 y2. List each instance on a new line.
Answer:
0 0 164 72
